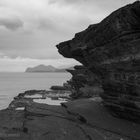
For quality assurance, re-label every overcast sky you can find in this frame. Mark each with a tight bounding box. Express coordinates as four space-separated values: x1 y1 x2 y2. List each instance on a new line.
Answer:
0 0 136 71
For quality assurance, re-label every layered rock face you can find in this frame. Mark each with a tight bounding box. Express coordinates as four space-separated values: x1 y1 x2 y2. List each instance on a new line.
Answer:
57 1 140 122
67 65 103 99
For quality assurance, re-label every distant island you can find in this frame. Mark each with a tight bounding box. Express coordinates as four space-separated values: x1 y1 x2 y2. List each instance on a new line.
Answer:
25 64 71 73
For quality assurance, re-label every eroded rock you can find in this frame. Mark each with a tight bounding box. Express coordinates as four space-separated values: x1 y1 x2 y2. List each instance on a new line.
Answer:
57 1 140 123
67 65 103 98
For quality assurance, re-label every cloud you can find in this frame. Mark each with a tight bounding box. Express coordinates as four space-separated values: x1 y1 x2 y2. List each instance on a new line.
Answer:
0 56 80 72
48 0 85 5
49 0 136 20
0 17 23 30
0 0 137 71
0 52 5 58
38 18 54 30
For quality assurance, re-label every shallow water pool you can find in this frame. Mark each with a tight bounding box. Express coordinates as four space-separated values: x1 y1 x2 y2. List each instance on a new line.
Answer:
33 97 67 106
25 94 42 98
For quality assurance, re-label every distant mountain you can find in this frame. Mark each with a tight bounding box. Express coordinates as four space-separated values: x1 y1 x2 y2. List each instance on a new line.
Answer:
25 64 70 73
58 64 75 69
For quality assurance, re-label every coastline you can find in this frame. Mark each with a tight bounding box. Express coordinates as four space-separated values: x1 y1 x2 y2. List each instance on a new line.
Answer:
0 88 139 140
0 72 71 110
0 1 140 139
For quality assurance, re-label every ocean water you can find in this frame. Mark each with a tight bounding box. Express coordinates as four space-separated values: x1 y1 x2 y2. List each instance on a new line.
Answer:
0 72 71 110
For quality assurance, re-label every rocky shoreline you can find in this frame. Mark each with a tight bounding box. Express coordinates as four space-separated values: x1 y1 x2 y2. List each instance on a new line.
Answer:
0 1 140 140
0 88 139 140
57 1 140 123
7 88 71 109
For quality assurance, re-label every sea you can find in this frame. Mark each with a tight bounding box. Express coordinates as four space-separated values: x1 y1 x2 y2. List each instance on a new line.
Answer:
0 72 71 110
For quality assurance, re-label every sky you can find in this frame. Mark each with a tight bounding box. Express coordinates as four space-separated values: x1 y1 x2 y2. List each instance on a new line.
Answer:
0 0 136 71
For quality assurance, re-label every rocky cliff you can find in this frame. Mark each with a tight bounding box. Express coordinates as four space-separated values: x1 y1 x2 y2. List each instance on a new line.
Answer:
0 2 140 140
57 1 140 123
67 65 103 99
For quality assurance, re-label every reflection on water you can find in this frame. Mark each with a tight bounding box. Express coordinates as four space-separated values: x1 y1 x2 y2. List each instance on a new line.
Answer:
25 94 42 98
16 107 25 110
33 97 67 106
0 72 71 110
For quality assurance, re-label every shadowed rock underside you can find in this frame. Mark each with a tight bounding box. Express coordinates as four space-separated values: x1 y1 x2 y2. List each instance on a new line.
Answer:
57 1 140 123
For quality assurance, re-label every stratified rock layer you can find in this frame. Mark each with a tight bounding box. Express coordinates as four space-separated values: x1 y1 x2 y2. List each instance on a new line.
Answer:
57 1 140 122
67 65 103 99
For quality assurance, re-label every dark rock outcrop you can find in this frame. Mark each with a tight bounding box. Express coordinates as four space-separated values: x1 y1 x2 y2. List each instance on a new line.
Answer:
57 1 140 123
1 91 139 140
67 65 103 99
50 85 70 91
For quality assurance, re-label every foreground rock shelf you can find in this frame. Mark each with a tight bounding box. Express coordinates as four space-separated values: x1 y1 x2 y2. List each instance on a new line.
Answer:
66 65 103 99
0 90 139 140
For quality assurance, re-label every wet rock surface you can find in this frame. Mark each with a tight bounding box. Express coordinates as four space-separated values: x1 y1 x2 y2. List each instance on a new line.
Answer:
57 1 140 123
0 90 137 140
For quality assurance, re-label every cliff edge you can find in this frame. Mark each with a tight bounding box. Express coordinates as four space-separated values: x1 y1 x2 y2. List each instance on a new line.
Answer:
57 1 140 123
